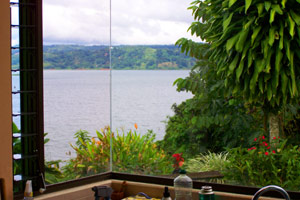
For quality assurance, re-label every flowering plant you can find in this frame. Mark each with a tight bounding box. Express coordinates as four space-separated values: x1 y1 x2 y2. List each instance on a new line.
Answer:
224 136 300 190
247 135 280 155
172 153 184 172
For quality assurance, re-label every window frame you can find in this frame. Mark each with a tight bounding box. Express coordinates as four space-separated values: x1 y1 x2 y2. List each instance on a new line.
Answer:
12 1 300 200
12 0 44 195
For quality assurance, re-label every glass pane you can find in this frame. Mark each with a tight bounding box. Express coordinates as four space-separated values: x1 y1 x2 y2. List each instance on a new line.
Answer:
10 6 19 25
43 0 111 183
11 27 20 48
111 0 195 176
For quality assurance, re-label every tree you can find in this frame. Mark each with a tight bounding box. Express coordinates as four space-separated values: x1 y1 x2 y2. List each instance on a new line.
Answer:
188 0 300 140
161 41 264 157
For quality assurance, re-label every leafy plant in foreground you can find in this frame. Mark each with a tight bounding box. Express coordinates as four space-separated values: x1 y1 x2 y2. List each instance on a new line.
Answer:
185 151 229 174
188 0 300 139
63 126 173 179
224 136 300 190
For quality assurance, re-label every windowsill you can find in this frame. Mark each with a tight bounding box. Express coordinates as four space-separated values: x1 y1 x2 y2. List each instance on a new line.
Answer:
35 179 283 200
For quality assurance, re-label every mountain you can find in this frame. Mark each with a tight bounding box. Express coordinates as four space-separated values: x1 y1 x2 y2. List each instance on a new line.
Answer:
12 45 196 70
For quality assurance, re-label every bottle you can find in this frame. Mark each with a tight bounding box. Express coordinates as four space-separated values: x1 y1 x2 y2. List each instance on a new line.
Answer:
24 180 34 200
162 186 172 200
199 186 215 200
174 169 193 200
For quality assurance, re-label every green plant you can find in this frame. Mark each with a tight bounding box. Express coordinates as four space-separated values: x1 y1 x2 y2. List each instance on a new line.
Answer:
185 151 229 173
188 0 300 139
63 126 173 179
224 136 300 190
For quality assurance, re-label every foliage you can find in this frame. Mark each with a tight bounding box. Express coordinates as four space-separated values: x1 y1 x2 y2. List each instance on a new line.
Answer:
185 151 229 173
63 126 173 179
161 42 264 157
188 0 300 110
12 122 64 184
45 160 64 184
224 136 300 190
14 45 196 70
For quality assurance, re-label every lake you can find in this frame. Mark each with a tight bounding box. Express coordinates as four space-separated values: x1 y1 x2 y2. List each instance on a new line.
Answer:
13 70 192 161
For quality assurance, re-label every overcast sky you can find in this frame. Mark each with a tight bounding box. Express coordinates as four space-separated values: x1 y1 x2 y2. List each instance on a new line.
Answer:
41 0 201 45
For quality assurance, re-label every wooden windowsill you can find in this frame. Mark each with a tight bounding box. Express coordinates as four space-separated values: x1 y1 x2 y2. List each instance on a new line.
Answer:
35 179 283 200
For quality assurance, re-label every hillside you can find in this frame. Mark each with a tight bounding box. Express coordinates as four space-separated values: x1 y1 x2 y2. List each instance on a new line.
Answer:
12 45 196 70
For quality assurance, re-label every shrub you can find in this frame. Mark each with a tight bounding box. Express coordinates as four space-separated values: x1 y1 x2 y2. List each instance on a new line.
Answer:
224 136 300 190
63 126 173 179
185 151 229 173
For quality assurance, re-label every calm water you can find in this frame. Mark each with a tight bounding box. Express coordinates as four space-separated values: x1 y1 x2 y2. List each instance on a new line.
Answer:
13 70 192 161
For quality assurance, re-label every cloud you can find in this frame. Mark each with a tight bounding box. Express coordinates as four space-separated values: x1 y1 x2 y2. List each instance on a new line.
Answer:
43 0 201 45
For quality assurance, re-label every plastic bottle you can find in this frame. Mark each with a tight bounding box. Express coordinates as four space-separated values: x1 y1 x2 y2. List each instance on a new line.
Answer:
24 180 34 200
199 186 215 200
162 186 172 200
174 169 193 200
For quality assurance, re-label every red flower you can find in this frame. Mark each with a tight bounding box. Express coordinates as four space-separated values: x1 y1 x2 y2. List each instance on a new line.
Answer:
272 150 276 154
262 136 265 140
253 147 256 150
172 153 183 161
267 146 271 149
273 137 276 140
264 143 268 146
172 153 184 168
265 152 269 156
254 138 257 141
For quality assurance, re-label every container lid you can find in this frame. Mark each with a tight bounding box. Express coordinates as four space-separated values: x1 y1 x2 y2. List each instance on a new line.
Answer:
200 186 213 194
163 186 171 197
179 169 187 174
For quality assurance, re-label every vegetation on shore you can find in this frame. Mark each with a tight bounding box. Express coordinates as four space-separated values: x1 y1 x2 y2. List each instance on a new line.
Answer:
12 45 196 70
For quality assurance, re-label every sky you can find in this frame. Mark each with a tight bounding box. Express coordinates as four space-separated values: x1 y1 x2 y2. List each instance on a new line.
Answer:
41 0 201 45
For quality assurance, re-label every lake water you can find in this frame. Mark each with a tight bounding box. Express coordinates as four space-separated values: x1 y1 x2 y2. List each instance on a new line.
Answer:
13 70 192 161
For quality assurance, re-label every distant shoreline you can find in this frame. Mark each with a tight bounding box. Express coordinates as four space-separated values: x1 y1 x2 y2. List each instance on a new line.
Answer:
12 45 195 70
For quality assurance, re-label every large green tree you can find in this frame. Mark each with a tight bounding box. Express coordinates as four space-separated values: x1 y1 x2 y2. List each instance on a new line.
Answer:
188 0 300 139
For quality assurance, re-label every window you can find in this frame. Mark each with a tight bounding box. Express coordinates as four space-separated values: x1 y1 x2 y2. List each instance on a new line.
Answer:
10 0 300 199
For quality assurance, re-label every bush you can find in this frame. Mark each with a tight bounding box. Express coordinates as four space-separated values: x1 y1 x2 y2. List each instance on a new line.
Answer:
63 126 173 179
185 151 229 173
224 136 300 190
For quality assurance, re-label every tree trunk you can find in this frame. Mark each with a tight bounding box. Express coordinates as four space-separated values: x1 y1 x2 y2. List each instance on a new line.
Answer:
268 113 280 143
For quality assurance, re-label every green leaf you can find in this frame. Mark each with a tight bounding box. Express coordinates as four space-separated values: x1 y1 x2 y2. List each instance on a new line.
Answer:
272 48 282 89
267 84 272 101
281 70 288 97
251 27 261 45
229 54 239 74
226 34 240 52
290 52 297 96
236 28 249 52
229 0 238 7
271 4 283 15
288 14 295 37
236 59 244 81
269 9 276 24
245 0 252 13
264 1 271 11
290 10 300 26
268 26 276 46
279 22 284 49
281 0 287 8
223 13 233 31
257 3 264 16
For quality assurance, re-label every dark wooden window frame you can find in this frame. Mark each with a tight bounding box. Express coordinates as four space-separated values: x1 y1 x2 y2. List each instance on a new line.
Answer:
11 0 44 196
